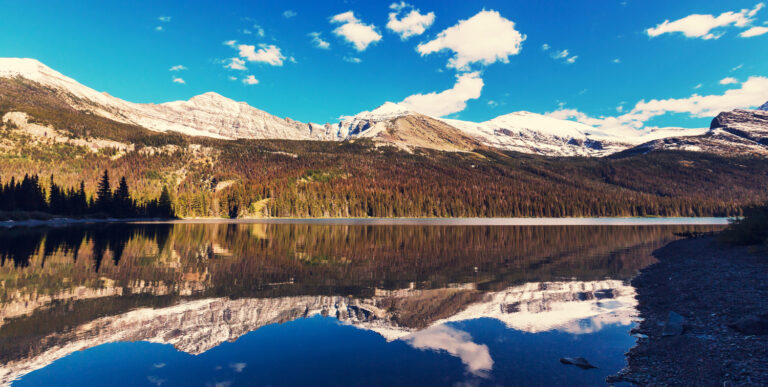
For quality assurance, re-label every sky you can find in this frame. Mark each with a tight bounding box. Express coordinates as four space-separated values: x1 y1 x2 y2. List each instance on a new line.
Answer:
1 0 768 132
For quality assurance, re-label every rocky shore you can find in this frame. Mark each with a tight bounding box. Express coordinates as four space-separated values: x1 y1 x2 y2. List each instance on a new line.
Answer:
609 236 768 386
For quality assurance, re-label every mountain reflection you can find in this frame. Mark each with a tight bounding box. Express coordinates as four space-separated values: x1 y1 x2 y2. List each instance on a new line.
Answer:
0 223 721 385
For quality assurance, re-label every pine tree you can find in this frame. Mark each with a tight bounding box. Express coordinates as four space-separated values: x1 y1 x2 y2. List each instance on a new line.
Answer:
114 177 131 217
96 170 112 211
157 185 174 218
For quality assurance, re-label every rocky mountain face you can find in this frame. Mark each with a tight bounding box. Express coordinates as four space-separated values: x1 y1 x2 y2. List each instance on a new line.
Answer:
619 107 768 157
759 101 768 111
0 58 763 157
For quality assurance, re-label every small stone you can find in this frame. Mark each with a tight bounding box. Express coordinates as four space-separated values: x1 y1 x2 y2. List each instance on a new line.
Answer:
560 357 597 369
662 311 685 336
728 313 768 335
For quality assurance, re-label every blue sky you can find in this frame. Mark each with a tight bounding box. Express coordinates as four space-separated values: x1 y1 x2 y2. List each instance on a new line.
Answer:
1 0 767 131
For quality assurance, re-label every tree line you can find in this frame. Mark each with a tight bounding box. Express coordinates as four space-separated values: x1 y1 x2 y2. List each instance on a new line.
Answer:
0 170 174 219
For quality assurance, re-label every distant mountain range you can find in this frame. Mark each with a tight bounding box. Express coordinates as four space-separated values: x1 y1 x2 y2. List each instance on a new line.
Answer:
3 57 766 157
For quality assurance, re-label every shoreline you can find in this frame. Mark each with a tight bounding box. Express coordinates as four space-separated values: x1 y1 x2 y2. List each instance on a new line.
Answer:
0 216 732 228
609 236 768 385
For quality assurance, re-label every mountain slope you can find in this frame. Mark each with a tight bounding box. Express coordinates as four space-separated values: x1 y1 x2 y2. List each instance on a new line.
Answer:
616 107 768 157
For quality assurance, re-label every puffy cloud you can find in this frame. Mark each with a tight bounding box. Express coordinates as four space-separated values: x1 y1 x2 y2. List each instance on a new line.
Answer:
403 325 493 377
252 24 265 38
646 3 765 40
169 65 187 71
224 57 247 70
566 56 578 64
541 43 550 51
158 16 171 22
741 25 768 37
283 10 297 19
223 40 237 47
172 77 185 84
331 11 382 51
398 71 484 117
719 77 739 85
237 44 286 66
155 26 163 32
386 2 435 40
308 32 331 49
547 76 768 131
242 75 259 85
417 10 525 70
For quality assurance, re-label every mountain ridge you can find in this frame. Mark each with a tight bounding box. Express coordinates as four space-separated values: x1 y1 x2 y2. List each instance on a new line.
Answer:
1 57 765 157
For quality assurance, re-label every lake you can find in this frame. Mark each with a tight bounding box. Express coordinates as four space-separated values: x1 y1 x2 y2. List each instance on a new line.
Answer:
0 221 725 386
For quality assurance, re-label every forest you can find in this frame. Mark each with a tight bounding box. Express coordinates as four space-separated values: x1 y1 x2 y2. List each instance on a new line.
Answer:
0 170 174 220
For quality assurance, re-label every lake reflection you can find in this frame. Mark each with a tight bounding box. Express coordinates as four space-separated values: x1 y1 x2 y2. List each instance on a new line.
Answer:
0 223 721 386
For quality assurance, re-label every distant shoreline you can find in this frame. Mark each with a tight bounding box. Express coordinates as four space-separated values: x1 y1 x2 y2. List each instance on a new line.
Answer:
1 216 731 228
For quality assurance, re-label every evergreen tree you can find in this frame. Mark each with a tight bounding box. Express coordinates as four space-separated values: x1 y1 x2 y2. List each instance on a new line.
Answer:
96 169 112 211
157 185 174 218
114 177 131 217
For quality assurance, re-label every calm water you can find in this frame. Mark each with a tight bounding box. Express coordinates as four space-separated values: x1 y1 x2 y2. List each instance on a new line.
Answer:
0 222 723 386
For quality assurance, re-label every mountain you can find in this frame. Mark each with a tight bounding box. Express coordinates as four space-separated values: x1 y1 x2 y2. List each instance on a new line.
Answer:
617 107 768 157
759 101 768 111
0 58 329 140
0 57 714 157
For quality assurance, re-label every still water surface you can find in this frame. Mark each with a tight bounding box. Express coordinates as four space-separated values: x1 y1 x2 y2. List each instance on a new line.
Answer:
0 222 723 386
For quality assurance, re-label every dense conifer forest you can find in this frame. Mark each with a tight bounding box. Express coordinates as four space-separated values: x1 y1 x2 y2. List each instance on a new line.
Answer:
0 170 174 220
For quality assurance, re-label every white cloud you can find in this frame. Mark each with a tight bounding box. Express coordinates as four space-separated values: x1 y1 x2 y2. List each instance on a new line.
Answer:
252 24 265 37
398 71 484 117
172 77 185 84
158 16 171 22
731 64 743 71
694 83 703 89
549 48 577 64
228 76 237 81
242 29 252 35
548 76 768 131
386 2 435 40
237 44 286 66
613 58 621 64
343 56 362 63
308 32 331 49
242 75 259 85
541 43 550 51
169 65 187 71
720 77 739 85
223 40 237 47
403 325 493 377
331 11 382 51
646 3 765 40
741 25 768 37
417 10 525 70
155 26 163 32
283 10 297 19
229 363 247 373
224 57 247 70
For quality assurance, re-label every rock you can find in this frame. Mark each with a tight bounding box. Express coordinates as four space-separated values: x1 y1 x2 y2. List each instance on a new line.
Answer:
758 101 768 111
560 357 597 369
728 313 768 335
662 311 685 336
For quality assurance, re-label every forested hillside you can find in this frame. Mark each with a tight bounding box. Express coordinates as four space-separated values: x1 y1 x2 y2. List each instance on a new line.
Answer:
1 76 767 218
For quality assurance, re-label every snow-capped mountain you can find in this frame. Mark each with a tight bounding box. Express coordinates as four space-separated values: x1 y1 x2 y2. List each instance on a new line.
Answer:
0 58 331 140
620 107 768 156
0 58 760 157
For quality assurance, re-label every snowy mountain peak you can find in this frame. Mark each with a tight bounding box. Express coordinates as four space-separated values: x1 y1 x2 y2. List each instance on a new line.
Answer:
348 102 412 122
